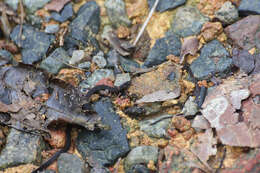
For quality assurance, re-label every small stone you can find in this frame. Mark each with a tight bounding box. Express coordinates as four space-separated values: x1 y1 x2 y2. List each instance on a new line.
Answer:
200 22 223 42
51 3 74 22
232 48 255 74
215 1 239 25
10 25 55 64
78 62 91 69
171 6 209 37
92 51 107 68
182 96 199 116
104 0 131 27
114 73 131 87
144 34 181 67
139 115 172 138
224 15 260 50
147 0 186 13
44 24 59 33
238 0 260 16
0 128 45 169
85 69 114 88
40 48 70 74
0 50 15 66
192 115 210 130
69 50 85 65
124 146 159 171
23 0 51 13
58 153 87 173
4 0 19 10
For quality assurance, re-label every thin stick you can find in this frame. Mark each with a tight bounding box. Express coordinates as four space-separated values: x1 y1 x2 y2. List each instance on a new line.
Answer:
133 0 160 46
19 0 25 38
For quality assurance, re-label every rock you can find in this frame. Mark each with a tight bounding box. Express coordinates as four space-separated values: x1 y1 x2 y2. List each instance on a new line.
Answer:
232 48 255 74
85 69 114 88
252 53 260 74
200 22 223 42
171 6 209 37
51 3 74 22
224 15 260 50
144 34 181 67
124 146 158 171
23 0 51 13
69 50 85 65
192 115 210 130
0 50 16 66
4 0 19 10
0 128 45 169
78 62 91 69
44 24 59 33
127 164 150 173
10 25 55 64
104 0 131 27
238 0 260 16
147 0 186 12
57 153 87 173
76 98 130 166
90 167 110 173
139 114 172 138
64 1 100 54
215 1 239 25
123 106 146 117
40 48 70 74
114 73 131 87
190 40 232 80
92 51 107 68
182 96 198 116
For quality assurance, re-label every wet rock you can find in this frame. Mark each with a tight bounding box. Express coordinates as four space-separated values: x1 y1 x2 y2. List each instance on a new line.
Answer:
252 53 260 74
182 96 198 116
40 48 70 74
57 153 87 173
124 146 158 171
23 0 50 13
92 51 107 68
104 0 131 27
0 50 15 66
114 73 131 87
76 98 130 166
215 1 239 25
44 24 59 33
171 6 209 37
69 50 85 65
224 15 260 50
238 0 260 16
64 1 100 54
10 25 55 64
232 48 255 74
0 128 45 169
147 0 186 13
144 34 181 67
107 50 140 73
51 3 74 22
139 114 172 138
85 69 114 88
190 40 232 80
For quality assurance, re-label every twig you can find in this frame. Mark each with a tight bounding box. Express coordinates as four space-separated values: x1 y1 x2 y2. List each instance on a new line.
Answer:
19 0 25 38
133 0 160 46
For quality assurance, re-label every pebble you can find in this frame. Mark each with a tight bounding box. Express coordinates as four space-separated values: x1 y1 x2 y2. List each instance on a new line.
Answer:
69 50 85 65
44 24 59 33
171 6 209 37
0 128 45 169
148 0 186 12
76 98 130 166
85 69 114 88
104 0 131 27
78 62 91 69
215 1 239 25
51 3 74 22
181 96 199 116
10 25 55 65
114 73 131 87
238 0 260 16
40 48 70 74
144 34 181 67
58 153 87 173
92 51 107 68
124 146 159 171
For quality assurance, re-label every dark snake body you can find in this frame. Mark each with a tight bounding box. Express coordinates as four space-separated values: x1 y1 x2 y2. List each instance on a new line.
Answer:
32 82 130 173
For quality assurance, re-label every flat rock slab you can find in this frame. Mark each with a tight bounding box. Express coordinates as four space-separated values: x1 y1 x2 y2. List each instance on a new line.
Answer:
225 15 260 50
0 128 45 169
76 98 130 167
238 0 260 16
10 25 55 65
190 40 232 80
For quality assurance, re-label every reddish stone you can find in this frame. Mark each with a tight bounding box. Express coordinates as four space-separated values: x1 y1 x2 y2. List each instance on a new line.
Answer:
200 22 223 42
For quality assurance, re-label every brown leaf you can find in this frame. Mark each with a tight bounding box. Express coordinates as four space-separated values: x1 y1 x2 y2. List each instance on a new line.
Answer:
45 0 71 12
